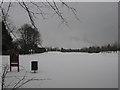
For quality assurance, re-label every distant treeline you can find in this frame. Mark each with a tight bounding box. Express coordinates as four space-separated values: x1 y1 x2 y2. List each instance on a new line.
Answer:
80 44 120 53
46 44 120 53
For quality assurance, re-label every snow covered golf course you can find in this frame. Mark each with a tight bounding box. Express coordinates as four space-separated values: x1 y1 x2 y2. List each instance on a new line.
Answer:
2 52 118 88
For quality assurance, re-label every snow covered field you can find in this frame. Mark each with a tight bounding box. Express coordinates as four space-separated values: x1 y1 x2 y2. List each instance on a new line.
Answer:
2 52 118 88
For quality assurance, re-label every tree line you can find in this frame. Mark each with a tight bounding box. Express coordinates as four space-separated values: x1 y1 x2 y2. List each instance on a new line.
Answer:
80 44 120 53
2 21 120 55
45 43 120 53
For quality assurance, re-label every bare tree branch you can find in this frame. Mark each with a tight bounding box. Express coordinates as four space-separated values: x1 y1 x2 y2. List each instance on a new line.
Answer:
46 1 68 25
1 65 9 90
13 78 34 89
0 0 4 8
30 2 47 19
41 2 50 8
22 2 36 29
60 1 80 21
5 1 11 18
1 65 35 90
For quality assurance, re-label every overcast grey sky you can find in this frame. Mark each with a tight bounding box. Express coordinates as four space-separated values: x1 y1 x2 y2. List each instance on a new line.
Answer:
7 2 118 48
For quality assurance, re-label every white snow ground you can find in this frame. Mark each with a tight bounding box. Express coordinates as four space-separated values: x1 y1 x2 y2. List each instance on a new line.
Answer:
2 52 118 88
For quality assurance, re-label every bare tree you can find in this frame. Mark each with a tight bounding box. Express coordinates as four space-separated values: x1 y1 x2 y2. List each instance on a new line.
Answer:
1 64 51 90
18 24 41 53
1 65 36 90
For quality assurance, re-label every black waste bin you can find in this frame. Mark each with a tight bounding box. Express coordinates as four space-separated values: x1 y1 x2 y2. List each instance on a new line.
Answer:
31 61 38 73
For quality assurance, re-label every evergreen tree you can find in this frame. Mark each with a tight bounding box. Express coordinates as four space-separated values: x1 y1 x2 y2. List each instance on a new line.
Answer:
2 21 13 55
